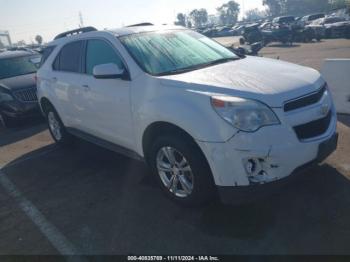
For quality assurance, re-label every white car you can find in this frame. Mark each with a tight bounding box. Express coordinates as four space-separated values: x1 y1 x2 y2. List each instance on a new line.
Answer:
37 25 338 205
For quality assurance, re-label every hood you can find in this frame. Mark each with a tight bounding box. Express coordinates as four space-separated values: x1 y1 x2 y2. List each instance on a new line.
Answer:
159 56 323 107
0 73 36 92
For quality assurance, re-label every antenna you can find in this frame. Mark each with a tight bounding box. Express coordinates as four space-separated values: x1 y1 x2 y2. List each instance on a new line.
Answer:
79 12 84 28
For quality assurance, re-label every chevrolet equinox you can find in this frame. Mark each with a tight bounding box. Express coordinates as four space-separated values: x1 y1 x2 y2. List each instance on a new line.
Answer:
37 26 338 205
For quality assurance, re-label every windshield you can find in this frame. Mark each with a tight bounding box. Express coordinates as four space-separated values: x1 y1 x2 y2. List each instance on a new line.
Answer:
311 18 324 25
324 17 345 24
274 17 295 24
119 30 238 76
309 14 324 21
0 55 40 79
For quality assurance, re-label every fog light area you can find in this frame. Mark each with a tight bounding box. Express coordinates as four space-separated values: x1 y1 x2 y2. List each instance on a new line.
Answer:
243 158 278 185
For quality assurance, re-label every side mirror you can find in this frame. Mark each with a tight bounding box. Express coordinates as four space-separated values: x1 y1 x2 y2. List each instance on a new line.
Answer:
93 63 126 79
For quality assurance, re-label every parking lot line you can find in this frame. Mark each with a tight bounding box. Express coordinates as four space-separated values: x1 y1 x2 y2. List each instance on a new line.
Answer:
0 170 80 256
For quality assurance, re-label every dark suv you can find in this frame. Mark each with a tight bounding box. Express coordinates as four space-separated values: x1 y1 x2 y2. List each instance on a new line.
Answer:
0 50 41 127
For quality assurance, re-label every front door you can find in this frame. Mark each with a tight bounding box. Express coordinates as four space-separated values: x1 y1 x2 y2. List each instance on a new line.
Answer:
80 39 134 150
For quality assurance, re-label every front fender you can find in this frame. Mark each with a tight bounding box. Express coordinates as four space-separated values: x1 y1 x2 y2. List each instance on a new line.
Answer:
131 78 236 156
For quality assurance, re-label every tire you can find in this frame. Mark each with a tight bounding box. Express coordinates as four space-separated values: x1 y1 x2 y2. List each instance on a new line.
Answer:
45 104 73 146
147 133 216 206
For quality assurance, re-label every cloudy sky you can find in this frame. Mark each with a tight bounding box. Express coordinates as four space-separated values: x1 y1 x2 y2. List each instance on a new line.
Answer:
1 0 265 43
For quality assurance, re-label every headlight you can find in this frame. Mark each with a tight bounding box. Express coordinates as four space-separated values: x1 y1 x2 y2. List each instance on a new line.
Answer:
211 96 280 132
0 91 14 103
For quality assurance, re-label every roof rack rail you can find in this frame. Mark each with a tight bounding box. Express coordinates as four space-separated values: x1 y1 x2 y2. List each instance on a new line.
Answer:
126 23 154 27
54 26 97 40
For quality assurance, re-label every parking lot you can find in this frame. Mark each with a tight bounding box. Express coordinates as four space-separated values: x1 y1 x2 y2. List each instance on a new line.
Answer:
1 39 350 255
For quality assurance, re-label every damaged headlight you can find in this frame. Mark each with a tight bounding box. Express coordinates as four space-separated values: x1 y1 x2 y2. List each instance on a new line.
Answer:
211 96 280 132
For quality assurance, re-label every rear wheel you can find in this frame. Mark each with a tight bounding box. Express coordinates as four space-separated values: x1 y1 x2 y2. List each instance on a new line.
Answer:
148 134 216 206
45 105 73 146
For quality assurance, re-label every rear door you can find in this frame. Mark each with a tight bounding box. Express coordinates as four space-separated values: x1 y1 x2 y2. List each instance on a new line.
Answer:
50 40 85 128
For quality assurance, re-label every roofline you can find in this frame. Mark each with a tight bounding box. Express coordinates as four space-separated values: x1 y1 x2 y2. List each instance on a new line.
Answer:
108 25 187 37
47 25 187 45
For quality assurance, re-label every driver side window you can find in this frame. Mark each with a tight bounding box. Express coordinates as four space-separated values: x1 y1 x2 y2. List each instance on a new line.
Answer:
85 39 124 75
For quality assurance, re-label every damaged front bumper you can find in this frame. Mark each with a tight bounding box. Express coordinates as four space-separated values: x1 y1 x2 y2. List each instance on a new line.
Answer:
218 132 338 205
197 108 338 205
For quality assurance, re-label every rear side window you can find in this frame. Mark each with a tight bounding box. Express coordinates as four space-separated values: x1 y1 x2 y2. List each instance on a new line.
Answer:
53 41 83 73
85 39 124 75
40 46 56 67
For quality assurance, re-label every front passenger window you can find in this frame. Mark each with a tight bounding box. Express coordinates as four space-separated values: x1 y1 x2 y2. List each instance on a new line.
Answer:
86 39 124 75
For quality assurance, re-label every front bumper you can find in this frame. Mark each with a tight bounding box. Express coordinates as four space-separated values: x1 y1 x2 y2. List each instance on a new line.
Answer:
0 101 41 119
217 132 338 205
197 103 338 204
310 27 325 38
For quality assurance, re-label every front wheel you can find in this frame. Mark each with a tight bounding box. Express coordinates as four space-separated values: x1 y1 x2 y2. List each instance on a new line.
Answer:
148 134 216 206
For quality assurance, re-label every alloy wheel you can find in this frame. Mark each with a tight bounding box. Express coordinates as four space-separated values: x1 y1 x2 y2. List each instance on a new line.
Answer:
156 146 194 198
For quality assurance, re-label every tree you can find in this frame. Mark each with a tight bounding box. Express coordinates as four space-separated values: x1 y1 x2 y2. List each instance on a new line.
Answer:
189 8 208 28
263 0 284 16
175 13 186 27
285 0 329 15
217 1 240 25
330 0 348 9
187 20 193 28
263 0 331 16
198 8 208 27
245 8 268 21
35 35 43 45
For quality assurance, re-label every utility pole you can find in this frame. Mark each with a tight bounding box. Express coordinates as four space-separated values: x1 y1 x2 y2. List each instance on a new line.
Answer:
79 12 84 28
241 0 245 18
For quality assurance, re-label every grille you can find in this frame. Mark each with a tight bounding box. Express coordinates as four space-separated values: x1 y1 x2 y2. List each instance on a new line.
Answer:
284 84 327 112
294 111 332 140
14 88 38 102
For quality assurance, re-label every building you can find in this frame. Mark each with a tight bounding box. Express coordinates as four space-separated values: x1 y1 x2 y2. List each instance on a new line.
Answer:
0 31 12 48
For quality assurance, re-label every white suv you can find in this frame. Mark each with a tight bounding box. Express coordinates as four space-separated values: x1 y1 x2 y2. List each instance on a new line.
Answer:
37 25 338 205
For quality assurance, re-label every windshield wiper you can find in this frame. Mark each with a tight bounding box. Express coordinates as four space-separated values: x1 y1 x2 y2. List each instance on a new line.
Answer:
157 57 240 76
157 65 202 76
203 57 240 67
